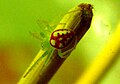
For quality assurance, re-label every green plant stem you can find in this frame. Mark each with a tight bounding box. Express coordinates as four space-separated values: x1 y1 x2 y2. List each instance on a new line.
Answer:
18 3 93 84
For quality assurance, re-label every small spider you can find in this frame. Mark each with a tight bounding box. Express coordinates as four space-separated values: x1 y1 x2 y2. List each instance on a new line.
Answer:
24 3 93 78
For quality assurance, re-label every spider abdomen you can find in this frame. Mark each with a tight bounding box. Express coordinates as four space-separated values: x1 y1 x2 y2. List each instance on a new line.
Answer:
50 29 75 49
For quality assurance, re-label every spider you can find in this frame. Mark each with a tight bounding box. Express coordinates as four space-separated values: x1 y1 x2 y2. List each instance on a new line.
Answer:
24 3 93 77
25 21 77 78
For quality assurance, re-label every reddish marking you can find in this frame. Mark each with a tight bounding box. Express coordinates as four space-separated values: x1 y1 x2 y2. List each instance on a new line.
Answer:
50 29 75 49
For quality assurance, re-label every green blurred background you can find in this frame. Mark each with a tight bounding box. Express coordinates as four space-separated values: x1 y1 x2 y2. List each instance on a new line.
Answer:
0 0 120 84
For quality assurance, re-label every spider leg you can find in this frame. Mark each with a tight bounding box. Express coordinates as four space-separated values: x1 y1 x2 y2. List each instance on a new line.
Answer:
23 50 48 77
29 31 44 41
39 48 54 73
36 20 54 34
23 47 54 77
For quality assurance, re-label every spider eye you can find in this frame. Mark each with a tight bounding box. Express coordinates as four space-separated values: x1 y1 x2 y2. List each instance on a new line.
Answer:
50 29 75 49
